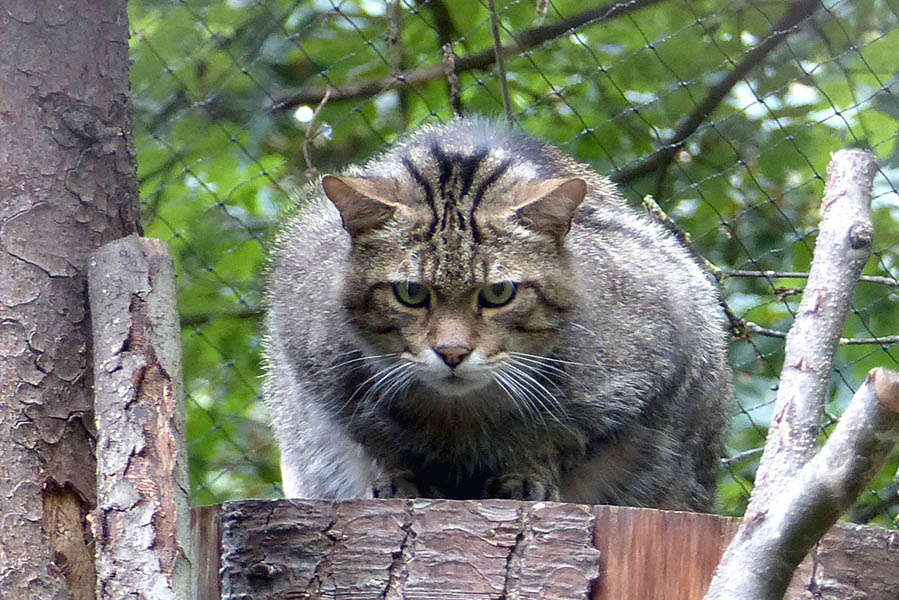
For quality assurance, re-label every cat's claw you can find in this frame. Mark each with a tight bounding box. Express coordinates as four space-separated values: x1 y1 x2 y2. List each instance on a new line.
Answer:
484 473 560 501
372 475 420 499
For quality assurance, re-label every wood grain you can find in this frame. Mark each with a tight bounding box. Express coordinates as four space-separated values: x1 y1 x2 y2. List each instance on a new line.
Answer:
198 499 899 599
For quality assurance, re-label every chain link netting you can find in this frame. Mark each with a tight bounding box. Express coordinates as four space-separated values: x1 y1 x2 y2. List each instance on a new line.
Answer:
129 0 899 524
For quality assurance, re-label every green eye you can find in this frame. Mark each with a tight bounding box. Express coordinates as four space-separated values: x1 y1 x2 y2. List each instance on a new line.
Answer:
392 281 430 308
478 281 517 308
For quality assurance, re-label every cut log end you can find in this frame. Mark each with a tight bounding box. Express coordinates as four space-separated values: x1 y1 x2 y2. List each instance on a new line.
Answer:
872 367 899 413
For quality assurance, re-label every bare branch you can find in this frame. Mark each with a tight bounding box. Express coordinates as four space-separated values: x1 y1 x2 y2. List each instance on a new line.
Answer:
441 43 463 116
387 0 409 127
722 269 899 288
180 306 262 328
749 149 877 509
487 0 514 123
612 0 821 185
89 235 191 600
301 87 332 180
703 149 882 600
742 320 899 346
271 0 666 110
720 446 764 467
705 368 899 600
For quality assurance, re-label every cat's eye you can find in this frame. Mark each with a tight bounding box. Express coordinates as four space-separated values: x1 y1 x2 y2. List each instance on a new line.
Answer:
478 281 517 308
392 281 430 308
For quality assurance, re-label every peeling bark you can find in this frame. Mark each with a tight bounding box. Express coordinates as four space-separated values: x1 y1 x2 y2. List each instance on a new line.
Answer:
0 1 139 598
88 236 190 599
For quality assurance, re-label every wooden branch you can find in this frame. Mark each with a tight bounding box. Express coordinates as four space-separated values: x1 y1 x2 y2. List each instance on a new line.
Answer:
88 235 191 600
702 149 884 600
271 0 665 110
201 500 899 599
749 149 877 512
721 269 899 288
611 0 820 184
441 42 463 116
741 320 899 346
487 0 514 122
704 368 899 600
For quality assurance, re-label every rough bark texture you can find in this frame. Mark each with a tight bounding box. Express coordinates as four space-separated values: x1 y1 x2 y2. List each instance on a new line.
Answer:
204 500 899 599
750 149 877 512
220 499 600 600
0 1 139 598
88 236 190 599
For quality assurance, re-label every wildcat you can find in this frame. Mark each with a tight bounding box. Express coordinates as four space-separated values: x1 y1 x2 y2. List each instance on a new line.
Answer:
263 118 731 510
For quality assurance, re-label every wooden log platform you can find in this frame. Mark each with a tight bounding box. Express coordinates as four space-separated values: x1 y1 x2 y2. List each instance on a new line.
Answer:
191 499 899 600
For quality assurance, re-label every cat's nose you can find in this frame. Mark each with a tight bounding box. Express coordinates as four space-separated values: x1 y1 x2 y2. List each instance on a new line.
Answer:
434 345 471 368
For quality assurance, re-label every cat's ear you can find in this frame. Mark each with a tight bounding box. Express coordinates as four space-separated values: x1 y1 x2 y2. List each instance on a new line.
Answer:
321 175 403 237
512 178 587 240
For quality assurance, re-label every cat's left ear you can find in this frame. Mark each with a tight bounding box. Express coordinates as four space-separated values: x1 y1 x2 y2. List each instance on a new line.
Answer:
511 178 587 240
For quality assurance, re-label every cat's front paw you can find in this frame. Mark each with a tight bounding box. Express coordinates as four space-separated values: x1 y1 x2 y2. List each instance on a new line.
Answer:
372 473 420 499
484 473 560 501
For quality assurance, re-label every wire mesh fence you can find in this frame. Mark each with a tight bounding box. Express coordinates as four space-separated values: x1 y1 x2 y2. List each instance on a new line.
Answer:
129 0 899 524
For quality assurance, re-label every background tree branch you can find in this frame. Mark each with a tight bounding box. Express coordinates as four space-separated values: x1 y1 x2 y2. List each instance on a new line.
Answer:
271 0 665 110
611 0 821 184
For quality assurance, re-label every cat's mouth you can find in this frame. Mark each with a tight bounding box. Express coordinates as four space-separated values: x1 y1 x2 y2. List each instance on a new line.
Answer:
421 369 491 398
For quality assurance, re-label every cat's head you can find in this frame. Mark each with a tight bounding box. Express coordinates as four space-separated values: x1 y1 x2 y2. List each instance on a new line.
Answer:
322 123 587 401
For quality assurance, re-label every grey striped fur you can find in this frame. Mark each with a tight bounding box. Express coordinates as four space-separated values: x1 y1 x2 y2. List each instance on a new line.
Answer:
263 118 731 510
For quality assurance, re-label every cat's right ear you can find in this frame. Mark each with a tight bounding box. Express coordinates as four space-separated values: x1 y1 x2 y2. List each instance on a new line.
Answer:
321 175 401 238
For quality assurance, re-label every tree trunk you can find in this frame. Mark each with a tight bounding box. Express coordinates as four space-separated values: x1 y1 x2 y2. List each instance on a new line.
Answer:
0 1 140 598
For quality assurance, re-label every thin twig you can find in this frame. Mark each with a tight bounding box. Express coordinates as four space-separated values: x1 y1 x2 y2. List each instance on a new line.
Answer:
720 446 764 467
722 269 899 288
442 43 463 116
180 307 262 328
642 196 896 346
302 87 332 180
612 0 820 185
387 0 409 127
271 0 665 110
487 0 514 123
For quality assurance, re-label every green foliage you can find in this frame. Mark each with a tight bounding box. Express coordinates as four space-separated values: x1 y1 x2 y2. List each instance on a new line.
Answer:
129 0 899 522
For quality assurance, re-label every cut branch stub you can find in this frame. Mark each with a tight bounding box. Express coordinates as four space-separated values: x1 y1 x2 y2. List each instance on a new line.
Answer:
88 234 191 600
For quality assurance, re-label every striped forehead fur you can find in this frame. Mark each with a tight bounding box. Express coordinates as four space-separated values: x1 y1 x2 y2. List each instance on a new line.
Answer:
334 119 593 287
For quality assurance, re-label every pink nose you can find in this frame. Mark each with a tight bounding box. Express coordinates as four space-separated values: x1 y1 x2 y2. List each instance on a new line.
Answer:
435 345 471 368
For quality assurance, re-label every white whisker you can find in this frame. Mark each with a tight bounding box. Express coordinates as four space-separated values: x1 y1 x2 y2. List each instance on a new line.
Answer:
500 362 576 437
314 351 403 376
491 369 536 425
507 350 603 371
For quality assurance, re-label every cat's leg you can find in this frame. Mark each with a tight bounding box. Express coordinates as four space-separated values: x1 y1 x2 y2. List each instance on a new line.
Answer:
275 393 379 499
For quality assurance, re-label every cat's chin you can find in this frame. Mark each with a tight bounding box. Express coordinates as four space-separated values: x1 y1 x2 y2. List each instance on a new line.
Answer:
420 374 491 398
